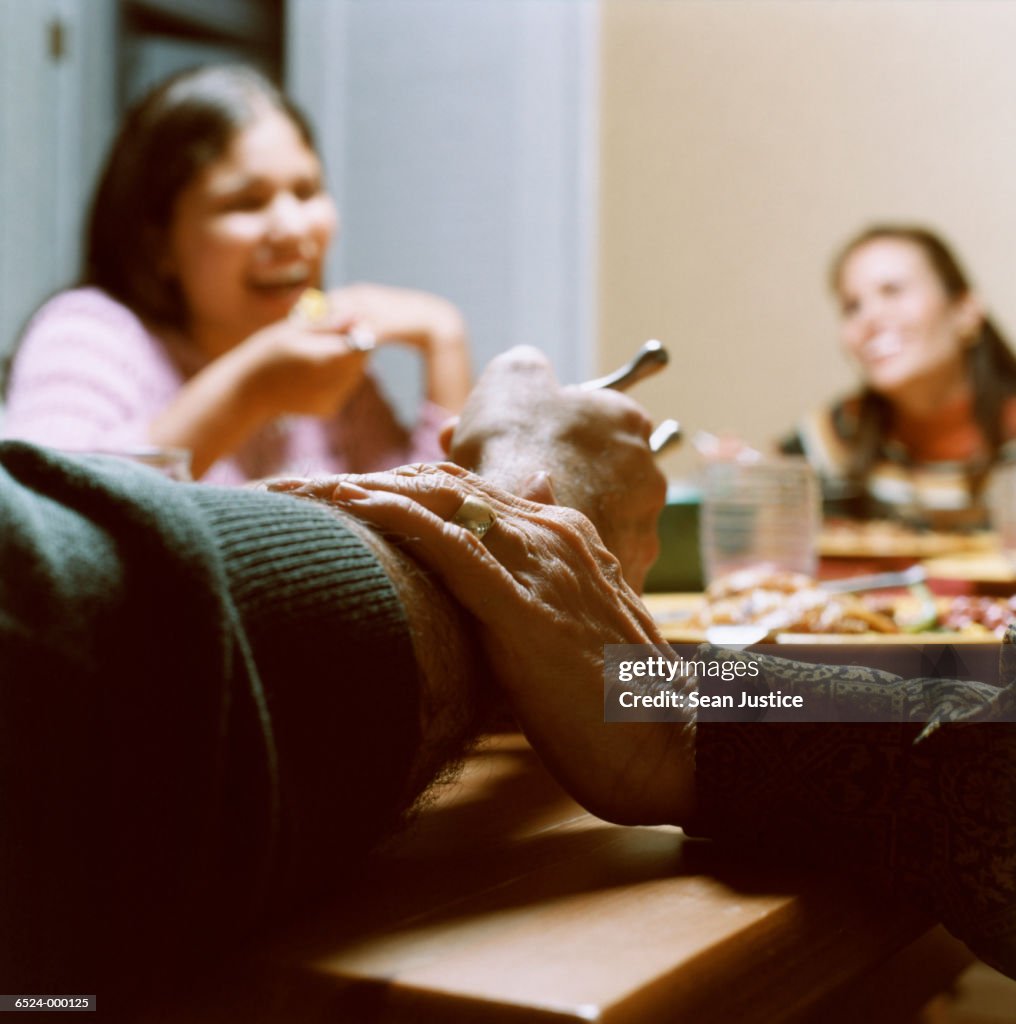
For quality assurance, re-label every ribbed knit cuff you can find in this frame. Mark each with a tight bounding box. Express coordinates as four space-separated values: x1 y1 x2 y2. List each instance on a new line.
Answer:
184 486 408 645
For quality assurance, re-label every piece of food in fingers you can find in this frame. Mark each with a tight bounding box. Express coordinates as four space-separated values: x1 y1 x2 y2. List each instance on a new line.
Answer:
291 287 330 324
290 288 375 350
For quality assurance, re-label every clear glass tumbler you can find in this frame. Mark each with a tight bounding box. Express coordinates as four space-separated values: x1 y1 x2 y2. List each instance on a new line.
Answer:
699 456 820 585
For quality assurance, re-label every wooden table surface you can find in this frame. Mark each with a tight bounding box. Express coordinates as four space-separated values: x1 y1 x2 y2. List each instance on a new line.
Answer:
165 733 972 1023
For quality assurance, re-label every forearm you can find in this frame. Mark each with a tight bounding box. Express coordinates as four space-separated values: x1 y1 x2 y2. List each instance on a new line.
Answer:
290 465 698 827
422 325 472 412
149 352 268 478
179 481 491 886
0 445 482 1000
318 509 488 799
684 643 1016 978
326 284 472 412
0 444 279 996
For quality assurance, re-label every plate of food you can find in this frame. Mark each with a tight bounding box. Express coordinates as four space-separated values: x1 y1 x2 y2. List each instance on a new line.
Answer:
645 567 1014 644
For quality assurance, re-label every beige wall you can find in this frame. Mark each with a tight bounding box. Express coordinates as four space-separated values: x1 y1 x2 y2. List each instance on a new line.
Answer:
599 0 1016 479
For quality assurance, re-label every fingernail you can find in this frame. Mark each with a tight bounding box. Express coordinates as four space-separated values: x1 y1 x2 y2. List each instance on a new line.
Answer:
331 481 371 503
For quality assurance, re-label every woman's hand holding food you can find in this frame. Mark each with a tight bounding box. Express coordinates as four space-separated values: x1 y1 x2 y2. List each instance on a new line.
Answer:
231 317 371 420
325 283 471 411
150 317 369 477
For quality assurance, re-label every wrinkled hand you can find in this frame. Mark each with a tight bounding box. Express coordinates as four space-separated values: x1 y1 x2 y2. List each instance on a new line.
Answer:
272 464 695 826
235 318 370 419
443 347 666 591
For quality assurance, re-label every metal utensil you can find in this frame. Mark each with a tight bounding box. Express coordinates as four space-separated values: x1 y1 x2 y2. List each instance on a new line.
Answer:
649 418 683 455
820 564 938 633
819 565 927 594
580 340 680 454
580 339 668 392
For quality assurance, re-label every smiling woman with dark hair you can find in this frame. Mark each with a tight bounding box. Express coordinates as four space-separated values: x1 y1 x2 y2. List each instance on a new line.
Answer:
2 64 472 482
783 225 1016 528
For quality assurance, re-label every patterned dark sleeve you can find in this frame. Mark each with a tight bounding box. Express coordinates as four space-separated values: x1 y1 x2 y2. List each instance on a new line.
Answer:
688 638 1016 979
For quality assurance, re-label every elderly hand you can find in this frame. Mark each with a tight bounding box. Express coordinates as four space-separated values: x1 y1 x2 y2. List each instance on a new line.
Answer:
275 464 695 826
442 347 666 591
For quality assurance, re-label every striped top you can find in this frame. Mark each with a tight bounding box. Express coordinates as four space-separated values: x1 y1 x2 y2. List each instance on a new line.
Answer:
1 288 447 485
783 392 1016 529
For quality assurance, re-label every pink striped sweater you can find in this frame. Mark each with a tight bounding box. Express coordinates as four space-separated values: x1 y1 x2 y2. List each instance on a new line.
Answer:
2 288 447 484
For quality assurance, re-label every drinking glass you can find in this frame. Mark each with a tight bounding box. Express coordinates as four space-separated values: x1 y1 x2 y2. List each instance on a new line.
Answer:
699 456 820 585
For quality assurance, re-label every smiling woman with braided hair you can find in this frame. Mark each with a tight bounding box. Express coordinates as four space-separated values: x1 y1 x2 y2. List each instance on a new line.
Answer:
783 225 1016 529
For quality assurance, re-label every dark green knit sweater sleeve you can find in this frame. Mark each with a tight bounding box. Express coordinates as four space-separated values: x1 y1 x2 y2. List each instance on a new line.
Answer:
0 442 421 1006
184 485 423 905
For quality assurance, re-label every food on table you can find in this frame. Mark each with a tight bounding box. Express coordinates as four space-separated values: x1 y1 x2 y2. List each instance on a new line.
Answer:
860 592 1016 637
820 519 994 559
925 594 1016 638
681 567 1016 638
684 568 899 636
